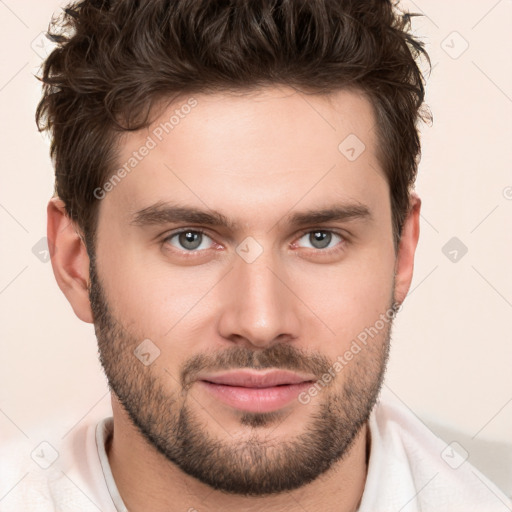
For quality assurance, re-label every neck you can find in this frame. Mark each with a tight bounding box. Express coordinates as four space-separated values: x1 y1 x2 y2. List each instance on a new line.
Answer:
107 398 369 512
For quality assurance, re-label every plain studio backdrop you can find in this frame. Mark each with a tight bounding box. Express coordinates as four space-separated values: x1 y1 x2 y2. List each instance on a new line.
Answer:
1 0 511 498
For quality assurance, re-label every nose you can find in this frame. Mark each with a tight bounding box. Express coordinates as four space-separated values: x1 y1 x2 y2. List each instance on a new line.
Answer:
216 245 302 349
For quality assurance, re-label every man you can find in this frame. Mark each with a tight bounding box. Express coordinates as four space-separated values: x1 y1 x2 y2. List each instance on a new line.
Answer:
3 0 508 510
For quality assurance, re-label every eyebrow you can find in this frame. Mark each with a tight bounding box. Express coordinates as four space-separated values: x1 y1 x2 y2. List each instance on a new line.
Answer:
130 201 372 230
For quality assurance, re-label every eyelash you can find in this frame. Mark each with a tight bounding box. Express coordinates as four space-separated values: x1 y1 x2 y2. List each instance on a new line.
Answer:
161 228 347 257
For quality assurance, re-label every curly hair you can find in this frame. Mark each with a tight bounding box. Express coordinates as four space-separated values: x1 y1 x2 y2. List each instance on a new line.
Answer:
36 0 431 253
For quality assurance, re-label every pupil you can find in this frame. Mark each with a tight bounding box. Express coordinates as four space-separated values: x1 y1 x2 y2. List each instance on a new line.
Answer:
180 231 201 250
311 231 331 249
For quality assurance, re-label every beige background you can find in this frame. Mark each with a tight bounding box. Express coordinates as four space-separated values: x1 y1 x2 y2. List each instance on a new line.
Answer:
1 0 511 497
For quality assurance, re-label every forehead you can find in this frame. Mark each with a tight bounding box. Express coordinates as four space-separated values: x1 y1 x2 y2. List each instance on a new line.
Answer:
103 86 387 226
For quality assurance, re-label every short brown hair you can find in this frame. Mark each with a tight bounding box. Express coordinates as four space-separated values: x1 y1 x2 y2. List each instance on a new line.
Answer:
36 0 430 253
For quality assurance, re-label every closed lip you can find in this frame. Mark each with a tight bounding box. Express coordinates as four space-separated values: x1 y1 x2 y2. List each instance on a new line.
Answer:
198 370 316 388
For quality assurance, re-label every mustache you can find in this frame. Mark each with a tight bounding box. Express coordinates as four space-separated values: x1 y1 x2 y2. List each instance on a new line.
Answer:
180 343 333 390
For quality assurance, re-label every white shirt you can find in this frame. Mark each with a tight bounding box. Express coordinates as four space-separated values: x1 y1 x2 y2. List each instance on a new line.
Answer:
0 397 510 511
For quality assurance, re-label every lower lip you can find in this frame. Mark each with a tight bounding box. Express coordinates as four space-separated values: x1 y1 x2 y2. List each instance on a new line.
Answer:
198 381 312 413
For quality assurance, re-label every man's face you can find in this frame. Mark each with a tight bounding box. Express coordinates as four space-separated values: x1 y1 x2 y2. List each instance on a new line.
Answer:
90 87 398 495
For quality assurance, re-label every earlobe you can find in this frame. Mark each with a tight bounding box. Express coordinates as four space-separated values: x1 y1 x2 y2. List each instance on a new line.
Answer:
47 197 94 324
393 192 421 306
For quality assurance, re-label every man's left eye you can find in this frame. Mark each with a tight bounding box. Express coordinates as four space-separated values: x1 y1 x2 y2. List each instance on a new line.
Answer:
295 230 344 250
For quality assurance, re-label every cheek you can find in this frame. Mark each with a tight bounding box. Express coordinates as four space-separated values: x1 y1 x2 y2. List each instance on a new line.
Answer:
97 240 223 345
95 208 212 329
289 257 395 364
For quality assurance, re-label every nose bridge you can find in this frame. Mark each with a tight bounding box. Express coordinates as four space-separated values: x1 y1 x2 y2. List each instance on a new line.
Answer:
217 242 299 347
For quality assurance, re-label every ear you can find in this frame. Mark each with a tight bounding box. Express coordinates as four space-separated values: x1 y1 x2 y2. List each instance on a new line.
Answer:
47 197 94 323
393 192 421 306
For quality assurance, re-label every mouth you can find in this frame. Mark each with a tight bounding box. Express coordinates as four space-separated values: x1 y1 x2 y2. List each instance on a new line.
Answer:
197 370 316 413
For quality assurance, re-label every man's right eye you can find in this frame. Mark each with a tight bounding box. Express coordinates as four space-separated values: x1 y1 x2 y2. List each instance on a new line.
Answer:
163 229 216 252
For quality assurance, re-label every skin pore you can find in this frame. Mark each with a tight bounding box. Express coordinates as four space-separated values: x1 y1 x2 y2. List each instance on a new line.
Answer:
47 86 421 512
